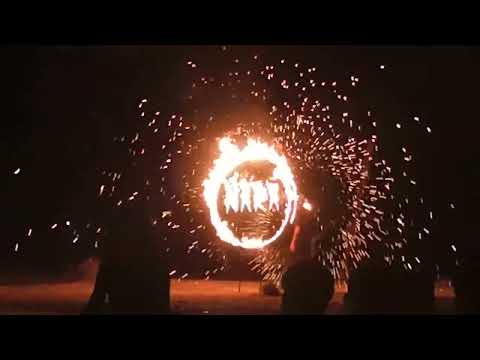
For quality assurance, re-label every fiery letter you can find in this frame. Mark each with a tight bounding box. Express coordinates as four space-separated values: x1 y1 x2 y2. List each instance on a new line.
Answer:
223 172 240 213
239 178 252 212
252 181 269 211
266 181 280 211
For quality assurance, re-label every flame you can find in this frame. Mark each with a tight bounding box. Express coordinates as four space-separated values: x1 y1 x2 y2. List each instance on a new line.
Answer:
203 137 298 249
302 199 312 211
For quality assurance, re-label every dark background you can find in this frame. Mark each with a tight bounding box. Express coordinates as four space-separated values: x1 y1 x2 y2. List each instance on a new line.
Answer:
1 46 478 277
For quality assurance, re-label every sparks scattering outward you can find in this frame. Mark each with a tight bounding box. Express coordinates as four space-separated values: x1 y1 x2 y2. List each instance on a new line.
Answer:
88 49 446 280
9 48 450 282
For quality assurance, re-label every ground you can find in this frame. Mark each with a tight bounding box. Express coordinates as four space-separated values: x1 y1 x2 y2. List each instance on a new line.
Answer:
0 278 455 315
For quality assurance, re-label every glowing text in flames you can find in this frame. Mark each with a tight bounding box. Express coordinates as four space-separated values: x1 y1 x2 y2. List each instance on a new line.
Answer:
223 173 281 213
203 137 298 249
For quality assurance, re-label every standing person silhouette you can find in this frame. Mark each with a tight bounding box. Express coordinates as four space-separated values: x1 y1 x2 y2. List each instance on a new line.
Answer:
281 195 335 313
288 195 317 265
83 198 170 314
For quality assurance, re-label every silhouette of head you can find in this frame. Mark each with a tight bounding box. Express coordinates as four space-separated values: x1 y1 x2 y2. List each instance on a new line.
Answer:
101 197 158 265
281 260 334 314
346 259 434 314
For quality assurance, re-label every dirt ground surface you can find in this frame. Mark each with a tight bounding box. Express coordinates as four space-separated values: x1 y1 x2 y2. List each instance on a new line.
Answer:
0 278 455 315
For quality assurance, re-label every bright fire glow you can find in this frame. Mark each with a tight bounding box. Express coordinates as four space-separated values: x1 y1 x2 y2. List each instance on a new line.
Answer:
203 137 298 249
302 199 312 211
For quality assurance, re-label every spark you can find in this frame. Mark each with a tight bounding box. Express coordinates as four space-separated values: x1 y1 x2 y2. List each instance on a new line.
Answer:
302 199 313 211
76 51 439 282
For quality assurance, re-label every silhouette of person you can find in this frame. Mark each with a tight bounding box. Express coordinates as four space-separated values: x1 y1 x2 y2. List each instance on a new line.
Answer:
453 254 480 313
345 258 435 314
281 260 334 314
260 195 317 296
401 265 435 313
288 195 317 266
83 199 170 314
344 261 390 314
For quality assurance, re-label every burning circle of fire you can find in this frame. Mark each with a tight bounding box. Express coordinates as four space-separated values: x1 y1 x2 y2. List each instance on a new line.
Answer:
203 137 298 249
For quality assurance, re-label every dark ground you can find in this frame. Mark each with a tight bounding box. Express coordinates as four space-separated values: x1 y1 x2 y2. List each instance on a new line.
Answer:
0 260 456 315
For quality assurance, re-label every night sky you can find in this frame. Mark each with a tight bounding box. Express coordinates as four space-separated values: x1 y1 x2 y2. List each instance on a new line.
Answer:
2 45 478 275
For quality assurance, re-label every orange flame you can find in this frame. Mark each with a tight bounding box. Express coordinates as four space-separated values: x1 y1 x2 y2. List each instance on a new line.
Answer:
203 137 298 249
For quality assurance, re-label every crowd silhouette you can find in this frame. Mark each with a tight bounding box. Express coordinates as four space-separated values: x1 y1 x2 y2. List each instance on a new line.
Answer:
343 260 435 314
278 256 480 315
83 198 478 315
